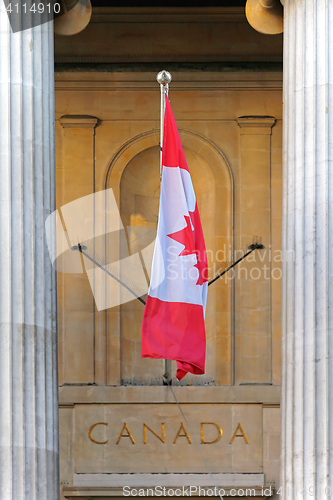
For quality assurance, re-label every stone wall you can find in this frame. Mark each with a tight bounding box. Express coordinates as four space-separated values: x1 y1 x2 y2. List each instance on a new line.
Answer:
55 69 282 499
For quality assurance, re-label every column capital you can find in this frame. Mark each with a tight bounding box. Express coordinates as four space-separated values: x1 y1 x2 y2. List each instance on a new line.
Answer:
237 116 276 135
59 115 99 129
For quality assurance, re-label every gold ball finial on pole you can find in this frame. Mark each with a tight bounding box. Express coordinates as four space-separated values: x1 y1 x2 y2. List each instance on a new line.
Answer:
156 70 172 86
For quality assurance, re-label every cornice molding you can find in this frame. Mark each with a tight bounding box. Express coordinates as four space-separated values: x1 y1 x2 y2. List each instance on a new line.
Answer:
59 115 99 129
89 6 247 24
55 71 283 92
237 116 276 134
54 54 283 65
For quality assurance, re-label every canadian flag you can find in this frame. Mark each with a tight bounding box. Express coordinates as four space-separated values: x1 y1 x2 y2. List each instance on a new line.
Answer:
142 97 208 380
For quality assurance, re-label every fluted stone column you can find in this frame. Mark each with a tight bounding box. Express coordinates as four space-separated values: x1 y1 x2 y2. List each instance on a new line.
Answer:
281 1 333 498
0 5 59 500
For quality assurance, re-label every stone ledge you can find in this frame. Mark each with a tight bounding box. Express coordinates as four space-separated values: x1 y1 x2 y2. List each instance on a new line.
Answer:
73 473 265 488
58 385 280 405
63 485 275 499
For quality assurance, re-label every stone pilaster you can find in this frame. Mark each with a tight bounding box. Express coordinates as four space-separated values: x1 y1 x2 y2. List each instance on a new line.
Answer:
0 7 59 500
281 1 333 498
236 116 275 385
57 115 100 386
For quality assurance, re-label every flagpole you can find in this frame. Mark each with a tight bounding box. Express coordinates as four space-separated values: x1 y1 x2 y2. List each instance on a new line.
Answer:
157 70 172 176
157 70 172 384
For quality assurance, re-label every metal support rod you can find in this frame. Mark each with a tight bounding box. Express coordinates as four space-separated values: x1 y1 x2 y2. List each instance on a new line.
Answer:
76 239 263 385
156 70 172 383
76 241 263 304
208 243 264 287
77 244 146 305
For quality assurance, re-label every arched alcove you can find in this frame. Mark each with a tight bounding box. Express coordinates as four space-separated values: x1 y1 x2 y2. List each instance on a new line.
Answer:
105 129 234 385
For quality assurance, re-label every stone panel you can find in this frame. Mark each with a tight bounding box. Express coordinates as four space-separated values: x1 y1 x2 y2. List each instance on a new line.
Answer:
73 404 262 474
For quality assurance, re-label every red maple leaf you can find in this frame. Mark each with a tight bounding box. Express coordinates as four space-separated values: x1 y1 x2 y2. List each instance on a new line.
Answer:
193 259 208 286
167 215 195 257
167 213 208 286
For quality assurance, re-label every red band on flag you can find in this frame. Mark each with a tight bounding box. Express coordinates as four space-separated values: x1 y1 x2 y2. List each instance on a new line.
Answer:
142 297 206 380
162 98 189 172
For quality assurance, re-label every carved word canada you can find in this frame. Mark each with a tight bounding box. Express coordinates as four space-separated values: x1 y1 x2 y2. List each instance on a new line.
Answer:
88 421 249 445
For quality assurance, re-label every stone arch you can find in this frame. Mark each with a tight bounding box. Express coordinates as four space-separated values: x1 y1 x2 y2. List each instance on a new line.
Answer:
105 129 234 385
105 128 234 205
